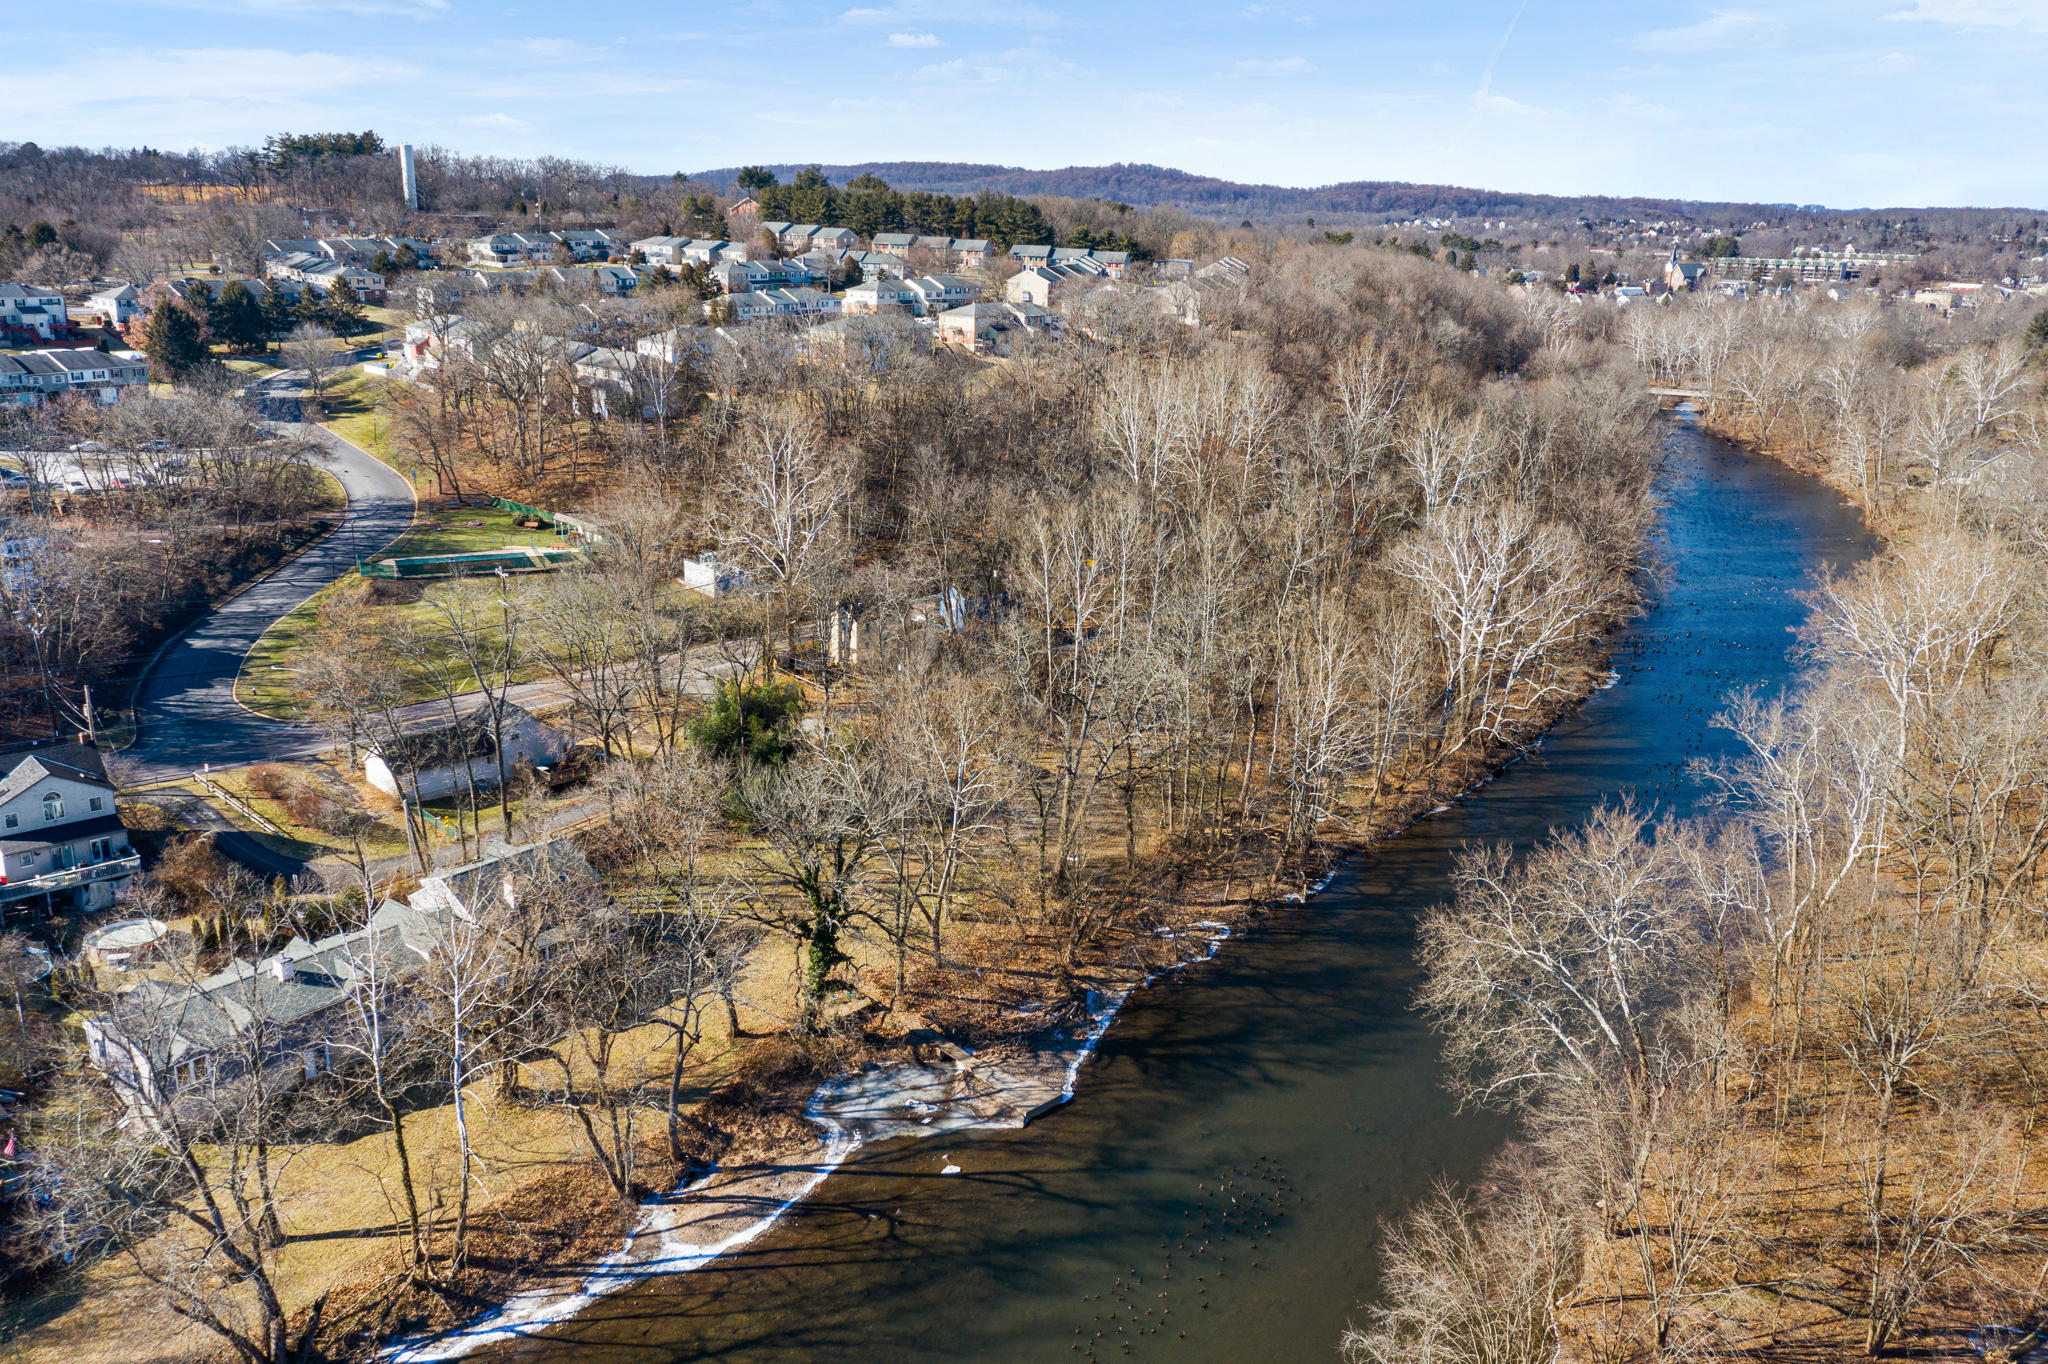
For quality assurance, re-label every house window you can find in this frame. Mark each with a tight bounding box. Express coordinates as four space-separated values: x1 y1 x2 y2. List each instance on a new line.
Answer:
89 838 113 862
89 796 103 812
41 792 61 821
3 814 14 829
19 852 34 867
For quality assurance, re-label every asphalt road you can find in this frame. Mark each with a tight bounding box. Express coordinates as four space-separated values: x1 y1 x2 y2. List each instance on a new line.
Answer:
121 422 416 785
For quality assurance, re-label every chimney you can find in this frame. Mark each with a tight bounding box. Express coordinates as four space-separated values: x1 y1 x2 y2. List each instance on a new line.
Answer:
273 955 296 983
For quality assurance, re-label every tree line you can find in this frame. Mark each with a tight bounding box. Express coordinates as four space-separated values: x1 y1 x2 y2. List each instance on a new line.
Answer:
1352 288 2048 1361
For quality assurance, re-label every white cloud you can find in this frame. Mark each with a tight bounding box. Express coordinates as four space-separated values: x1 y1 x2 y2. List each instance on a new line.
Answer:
457 112 533 132
886 31 943 46
52 47 410 102
1627 11 1774 50
1232 55 1316 74
502 36 606 60
912 45 1086 86
840 0 1059 26
139 0 446 15
1240 3 1316 21
1886 0 2048 31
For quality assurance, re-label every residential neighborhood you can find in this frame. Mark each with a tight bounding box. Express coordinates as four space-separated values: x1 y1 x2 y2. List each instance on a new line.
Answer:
2 115 2048 1364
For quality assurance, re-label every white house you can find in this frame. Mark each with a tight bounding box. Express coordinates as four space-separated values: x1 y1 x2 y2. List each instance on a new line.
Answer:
0 349 149 406
0 283 67 343
84 284 141 329
902 274 982 315
841 277 920 315
0 740 138 914
363 702 569 803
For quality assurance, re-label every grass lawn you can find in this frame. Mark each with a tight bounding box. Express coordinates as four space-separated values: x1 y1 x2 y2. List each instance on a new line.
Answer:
235 507 566 718
209 762 415 861
319 369 399 461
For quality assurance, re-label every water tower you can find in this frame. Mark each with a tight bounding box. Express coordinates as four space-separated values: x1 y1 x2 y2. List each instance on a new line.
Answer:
397 143 420 212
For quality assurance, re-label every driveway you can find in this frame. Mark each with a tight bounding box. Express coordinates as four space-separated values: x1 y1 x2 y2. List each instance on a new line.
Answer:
121 422 416 785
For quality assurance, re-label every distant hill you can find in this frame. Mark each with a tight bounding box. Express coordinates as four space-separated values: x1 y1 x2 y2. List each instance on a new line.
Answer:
690 161 2037 223
691 161 1802 223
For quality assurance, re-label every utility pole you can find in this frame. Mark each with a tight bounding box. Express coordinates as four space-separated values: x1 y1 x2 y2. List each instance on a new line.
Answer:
81 683 95 744
494 567 513 839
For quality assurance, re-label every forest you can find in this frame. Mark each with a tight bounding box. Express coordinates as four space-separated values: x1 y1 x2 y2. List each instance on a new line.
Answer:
1349 289 2048 1360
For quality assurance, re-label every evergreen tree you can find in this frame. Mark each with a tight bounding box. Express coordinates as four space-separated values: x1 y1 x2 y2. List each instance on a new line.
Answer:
323 288 369 336
141 300 209 375
260 280 296 337
208 279 270 353
2028 308 2048 351
736 165 778 191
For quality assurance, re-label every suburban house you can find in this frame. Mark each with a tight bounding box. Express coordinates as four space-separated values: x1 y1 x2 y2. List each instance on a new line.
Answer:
168 275 304 312
83 284 141 330
903 274 982 314
466 232 557 267
265 253 386 302
1006 260 1107 307
843 250 910 280
707 258 823 294
809 227 859 252
0 283 68 343
263 236 437 269
633 236 736 266
634 327 717 367
551 229 625 261
0 740 138 915
710 287 840 323
935 300 1058 354
728 195 761 218
1008 245 1132 279
83 839 592 1105
797 314 925 369
1196 256 1253 286
540 264 642 297
363 701 569 802
841 277 920 315
0 349 150 406
869 236 988 269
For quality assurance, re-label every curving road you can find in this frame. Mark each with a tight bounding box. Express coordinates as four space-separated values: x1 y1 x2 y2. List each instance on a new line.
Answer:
122 422 417 786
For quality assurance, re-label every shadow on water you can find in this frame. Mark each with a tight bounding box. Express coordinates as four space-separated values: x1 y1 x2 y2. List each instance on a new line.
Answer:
499 415 1875 1362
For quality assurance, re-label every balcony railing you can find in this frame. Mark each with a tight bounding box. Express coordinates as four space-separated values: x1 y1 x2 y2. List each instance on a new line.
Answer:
0 853 141 899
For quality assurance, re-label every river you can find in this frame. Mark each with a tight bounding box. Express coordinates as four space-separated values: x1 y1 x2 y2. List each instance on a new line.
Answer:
489 412 1873 1362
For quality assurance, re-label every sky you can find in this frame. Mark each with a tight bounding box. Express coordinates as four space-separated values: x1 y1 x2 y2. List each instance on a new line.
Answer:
12 0 2048 209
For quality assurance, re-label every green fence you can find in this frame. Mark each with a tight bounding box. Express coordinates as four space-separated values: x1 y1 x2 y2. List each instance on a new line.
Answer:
489 497 604 545
359 545 586 579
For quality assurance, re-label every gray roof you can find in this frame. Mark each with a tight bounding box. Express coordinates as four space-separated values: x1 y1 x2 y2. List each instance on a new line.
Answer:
0 741 112 810
96 838 590 1074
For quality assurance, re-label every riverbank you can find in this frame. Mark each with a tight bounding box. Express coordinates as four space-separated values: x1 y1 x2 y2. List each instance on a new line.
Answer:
366 640 1628 1363
417 412 1871 1364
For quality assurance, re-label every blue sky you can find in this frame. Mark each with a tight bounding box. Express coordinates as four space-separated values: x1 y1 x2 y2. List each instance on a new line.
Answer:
14 1 2048 208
